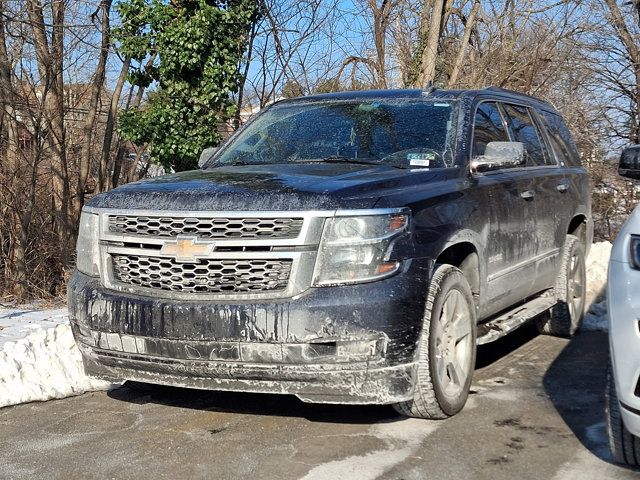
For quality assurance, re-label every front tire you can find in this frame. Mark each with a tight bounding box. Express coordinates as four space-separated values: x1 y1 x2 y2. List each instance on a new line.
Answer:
394 264 477 419
538 234 586 337
606 360 640 466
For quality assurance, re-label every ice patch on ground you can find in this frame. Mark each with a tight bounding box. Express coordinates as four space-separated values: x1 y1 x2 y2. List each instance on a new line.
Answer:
551 449 623 480
0 307 111 408
582 241 612 332
300 419 439 480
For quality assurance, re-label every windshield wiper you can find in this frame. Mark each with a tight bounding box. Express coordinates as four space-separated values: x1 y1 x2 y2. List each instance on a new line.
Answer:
207 160 256 168
209 156 405 169
293 155 386 166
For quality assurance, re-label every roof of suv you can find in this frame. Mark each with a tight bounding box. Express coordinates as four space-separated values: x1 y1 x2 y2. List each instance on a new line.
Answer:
283 87 555 112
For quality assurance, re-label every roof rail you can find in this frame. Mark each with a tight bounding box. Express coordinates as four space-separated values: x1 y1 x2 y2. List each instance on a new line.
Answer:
482 86 554 107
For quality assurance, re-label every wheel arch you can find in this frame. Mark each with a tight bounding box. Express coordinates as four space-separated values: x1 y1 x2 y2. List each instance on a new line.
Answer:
567 214 588 246
434 238 482 310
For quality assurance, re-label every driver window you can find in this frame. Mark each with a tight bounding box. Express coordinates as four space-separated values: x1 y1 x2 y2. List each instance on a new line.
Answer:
472 102 509 157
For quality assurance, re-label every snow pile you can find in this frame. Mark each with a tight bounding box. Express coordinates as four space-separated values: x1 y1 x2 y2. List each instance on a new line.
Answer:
0 307 69 347
585 242 612 306
0 308 111 408
582 241 612 332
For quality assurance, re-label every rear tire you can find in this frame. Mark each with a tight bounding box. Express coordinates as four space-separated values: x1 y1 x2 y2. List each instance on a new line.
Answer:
393 264 477 419
538 234 586 337
606 360 640 466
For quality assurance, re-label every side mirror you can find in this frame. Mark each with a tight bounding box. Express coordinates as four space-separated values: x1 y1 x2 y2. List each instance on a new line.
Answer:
471 141 525 173
619 146 640 180
198 146 219 168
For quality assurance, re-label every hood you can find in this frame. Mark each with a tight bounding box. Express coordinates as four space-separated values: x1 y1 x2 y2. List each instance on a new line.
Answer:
88 163 455 211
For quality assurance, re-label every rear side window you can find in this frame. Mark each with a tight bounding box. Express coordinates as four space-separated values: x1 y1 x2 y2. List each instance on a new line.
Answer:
502 104 550 167
539 111 581 167
472 102 509 157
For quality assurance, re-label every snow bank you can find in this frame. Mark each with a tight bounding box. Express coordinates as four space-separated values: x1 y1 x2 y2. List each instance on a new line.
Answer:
0 308 111 408
582 241 612 332
585 242 612 306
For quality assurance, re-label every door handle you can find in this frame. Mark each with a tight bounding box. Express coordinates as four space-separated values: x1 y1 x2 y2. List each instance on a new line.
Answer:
520 190 536 200
556 183 569 193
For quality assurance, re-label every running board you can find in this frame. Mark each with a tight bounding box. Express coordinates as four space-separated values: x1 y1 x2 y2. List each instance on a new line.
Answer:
476 296 556 345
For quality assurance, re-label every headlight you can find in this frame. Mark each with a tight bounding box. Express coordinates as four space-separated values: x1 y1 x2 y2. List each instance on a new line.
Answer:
312 210 409 286
76 211 100 277
630 235 640 270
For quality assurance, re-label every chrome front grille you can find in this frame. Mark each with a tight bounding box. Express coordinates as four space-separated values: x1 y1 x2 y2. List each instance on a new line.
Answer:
108 215 304 239
94 208 328 299
112 255 293 294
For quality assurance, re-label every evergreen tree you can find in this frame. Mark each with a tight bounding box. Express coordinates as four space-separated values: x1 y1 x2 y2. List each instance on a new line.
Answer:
116 0 260 171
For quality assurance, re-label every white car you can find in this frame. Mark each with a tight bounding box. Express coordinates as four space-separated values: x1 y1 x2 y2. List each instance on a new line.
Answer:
607 145 640 465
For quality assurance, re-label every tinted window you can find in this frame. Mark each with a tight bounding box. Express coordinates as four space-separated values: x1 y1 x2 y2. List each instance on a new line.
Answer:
539 111 581 166
472 102 509 157
621 147 640 170
212 100 457 169
502 104 549 167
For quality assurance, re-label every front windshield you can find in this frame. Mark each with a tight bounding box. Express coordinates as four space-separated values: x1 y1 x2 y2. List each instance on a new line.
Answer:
207 99 458 169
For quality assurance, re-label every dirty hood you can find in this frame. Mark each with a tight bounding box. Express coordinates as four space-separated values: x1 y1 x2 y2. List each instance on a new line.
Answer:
88 163 448 211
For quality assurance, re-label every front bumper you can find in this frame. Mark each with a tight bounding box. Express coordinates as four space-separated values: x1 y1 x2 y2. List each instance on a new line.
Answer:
608 259 640 435
68 260 430 404
76 341 415 404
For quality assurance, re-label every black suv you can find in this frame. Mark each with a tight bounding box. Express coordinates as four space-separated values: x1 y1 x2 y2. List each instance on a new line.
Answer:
68 88 592 419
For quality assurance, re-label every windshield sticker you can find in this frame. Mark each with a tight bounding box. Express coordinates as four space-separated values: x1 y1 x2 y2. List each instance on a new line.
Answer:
408 152 435 167
409 159 430 167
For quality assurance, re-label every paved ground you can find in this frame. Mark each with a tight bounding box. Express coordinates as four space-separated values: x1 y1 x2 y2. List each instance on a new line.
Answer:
0 327 638 480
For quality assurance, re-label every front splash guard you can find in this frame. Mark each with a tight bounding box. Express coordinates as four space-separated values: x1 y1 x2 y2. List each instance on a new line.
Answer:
77 341 415 405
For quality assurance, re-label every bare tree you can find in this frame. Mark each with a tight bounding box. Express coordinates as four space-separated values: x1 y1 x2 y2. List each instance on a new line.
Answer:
77 0 112 213
0 0 145 300
0 0 27 298
447 0 480 87
26 0 72 256
99 56 130 192
416 0 448 87
601 0 640 144
245 0 341 108
368 0 398 88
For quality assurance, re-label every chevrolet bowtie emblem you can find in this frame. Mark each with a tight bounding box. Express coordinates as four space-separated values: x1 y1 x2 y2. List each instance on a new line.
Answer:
160 237 214 262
